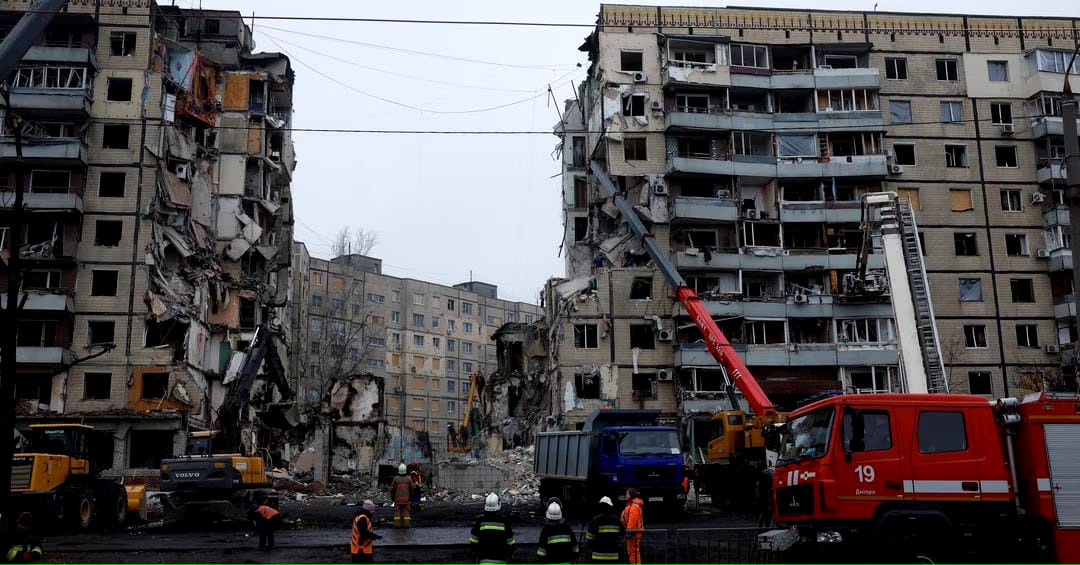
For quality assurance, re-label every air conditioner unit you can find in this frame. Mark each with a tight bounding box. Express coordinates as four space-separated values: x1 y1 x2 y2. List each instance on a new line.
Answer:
1031 191 1047 204
1000 124 1015 135
1036 248 1051 258
1046 344 1061 354
174 163 189 179
817 65 833 70
653 183 669 196
657 329 674 342
890 164 904 174
633 72 647 83
656 369 673 381
650 100 663 112
793 293 808 304
746 209 760 220
393 387 403 394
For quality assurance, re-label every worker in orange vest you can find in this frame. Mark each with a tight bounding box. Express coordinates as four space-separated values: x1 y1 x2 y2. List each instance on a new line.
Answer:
620 488 645 565
249 497 281 550
390 463 413 527
350 500 382 564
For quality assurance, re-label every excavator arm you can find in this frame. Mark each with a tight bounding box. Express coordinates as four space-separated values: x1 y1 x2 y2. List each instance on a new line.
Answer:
589 162 777 419
216 325 293 454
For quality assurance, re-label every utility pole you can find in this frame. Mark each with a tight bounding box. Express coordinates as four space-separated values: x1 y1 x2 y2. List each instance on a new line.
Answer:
1064 46 1080 344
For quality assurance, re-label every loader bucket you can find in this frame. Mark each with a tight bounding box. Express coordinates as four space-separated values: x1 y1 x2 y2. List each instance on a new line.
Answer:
124 484 147 520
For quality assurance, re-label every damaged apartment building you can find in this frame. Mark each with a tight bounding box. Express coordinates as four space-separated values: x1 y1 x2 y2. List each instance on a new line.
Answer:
550 4 1075 431
289 246 544 472
2 2 297 470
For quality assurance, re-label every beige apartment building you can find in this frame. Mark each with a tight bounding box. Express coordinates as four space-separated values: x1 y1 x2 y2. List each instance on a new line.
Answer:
549 4 1077 429
3 3 297 470
292 244 544 455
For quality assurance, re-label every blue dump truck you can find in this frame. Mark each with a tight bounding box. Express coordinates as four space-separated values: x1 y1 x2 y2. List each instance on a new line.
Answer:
535 410 685 514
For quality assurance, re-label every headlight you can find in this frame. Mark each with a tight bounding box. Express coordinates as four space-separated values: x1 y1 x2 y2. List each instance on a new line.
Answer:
816 531 843 544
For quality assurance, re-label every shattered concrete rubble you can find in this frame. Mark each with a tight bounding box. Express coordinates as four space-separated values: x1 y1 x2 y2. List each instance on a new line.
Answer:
432 446 539 505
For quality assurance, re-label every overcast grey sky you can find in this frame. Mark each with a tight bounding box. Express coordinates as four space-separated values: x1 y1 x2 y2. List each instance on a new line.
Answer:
193 0 1071 303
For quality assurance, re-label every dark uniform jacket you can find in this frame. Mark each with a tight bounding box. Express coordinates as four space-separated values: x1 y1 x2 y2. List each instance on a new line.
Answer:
536 522 578 563
585 511 625 561
469 512 516 563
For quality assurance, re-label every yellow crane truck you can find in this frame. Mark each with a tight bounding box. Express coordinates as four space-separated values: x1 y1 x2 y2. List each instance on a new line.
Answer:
10 424 142 530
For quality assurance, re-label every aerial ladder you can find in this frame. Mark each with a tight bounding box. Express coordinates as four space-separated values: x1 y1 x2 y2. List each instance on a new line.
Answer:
851 192 948 394
589 162 783 502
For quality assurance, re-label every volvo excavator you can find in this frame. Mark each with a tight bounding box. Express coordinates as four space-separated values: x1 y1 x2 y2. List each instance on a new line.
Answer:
159 325 293 512
590 163 947 507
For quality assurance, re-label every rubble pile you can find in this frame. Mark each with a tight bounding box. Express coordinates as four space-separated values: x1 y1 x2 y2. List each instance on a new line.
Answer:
432 446 539 505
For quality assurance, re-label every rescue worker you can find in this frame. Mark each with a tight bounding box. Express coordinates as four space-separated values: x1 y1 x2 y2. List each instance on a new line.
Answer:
536 501 577 564
584 497 624 563
408 462 424 511
469 493 515 564
390 463 413 527
249 497 281 550
350 500 382 564
621 489 645 565
1 513 42 563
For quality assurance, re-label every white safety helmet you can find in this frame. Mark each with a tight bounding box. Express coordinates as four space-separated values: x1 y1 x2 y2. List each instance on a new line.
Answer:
599 496 614 507
485 492 502 512
398 463 407 475
362 499 376 513
545 502 563 522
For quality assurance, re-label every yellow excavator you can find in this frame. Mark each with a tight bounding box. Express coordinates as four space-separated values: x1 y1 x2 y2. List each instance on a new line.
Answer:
11 424 144 530
447 372 481 453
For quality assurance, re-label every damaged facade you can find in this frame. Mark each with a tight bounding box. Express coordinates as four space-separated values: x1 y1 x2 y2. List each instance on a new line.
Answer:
290 246 544 462
549 4 1072 429
4 2 298 471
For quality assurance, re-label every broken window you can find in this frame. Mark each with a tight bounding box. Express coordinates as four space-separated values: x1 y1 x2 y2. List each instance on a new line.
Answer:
1016 324 1039 348
1005 233 1029 256
571 137 586 168
675 93 710 113
730 43 768 68
1010 279 1035 303
817 89 878 112
23 270 61 289
88 320 115 346
632 374 657 400
944 144 968 168
575 372 601 399
310 341 320 354
742 222 781 247
953 232 978 256
949 189 973 212
789 318 831 344
630 277 652 300
573 177 588 207
249 79 266 112
991 103 1013 125
995 146 1018 168
446 298 455 310
144 319 186 359
888 100 912 123
964 324 988 348
110 32 137 56
29 170 70 193
629 324 655 349
676 137 712 158
892 144 916 166
99 171 126 197
141 372 168 399
573 324 598 349
330 298 344 312
623 93 646 117
1001 189 1023 212
746 320 786 345
959 278 983 302
838 318 894 344
968 371 992 395
783 224 825 249
102 124 130 149
239 297 256 328
203 18 220 34
15 375 50 405
90 270 118 296
624 137 647 161
574 217 589 243
17 320 56 347
106 77 133 102
620 50 643 72
83 372 111 400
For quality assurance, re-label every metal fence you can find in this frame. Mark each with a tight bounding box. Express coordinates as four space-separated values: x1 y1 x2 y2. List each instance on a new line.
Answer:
577 526 777 565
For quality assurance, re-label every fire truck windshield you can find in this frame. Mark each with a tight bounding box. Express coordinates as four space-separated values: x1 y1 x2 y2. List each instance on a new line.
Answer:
618 430 681 455
778 407 835 464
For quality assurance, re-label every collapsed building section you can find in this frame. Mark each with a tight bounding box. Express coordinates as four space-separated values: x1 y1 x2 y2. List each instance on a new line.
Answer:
7 4 297 472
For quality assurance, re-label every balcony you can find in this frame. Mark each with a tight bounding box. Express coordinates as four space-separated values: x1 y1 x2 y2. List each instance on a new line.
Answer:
0 192 83 214
779 201 861 223
672 296 893 319
0 292 74 313
0 138 87 165
1054 296 1076 320
665 108 882 134
10 88 92 119
1030 117 1080 138
674 341 898 367
23 45 98 67
672 196 739 222
1048 247 1072 272
813 67 879 90
1037 159 1067 184
730 67 879 90
663 63 731 87
673 249 884 271
1043 205 1069 228
13 346 75 366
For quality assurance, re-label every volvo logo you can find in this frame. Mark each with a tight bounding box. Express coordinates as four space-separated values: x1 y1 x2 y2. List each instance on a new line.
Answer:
174 472 201 479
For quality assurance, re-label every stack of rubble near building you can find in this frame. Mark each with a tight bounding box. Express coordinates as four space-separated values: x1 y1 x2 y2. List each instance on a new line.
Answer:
6 3 298 472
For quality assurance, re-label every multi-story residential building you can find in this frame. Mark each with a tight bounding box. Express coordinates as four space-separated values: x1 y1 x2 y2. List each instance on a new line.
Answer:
292 244 543 455
2 3 297 470
549 4 1078 427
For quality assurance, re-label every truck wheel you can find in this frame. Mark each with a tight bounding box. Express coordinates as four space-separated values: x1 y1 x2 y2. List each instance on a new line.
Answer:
73 490 95 530
111 492 128 528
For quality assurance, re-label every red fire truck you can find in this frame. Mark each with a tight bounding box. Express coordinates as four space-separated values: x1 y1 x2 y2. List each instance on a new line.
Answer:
765 391 1080 563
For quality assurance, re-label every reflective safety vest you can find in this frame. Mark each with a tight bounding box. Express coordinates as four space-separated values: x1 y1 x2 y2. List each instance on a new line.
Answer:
586 511 624 560
6 544 43 563
621 498 644 534
391 476 412 503
469 513 515 563
257 505 280 520
351 514 374 555
536 523 578 563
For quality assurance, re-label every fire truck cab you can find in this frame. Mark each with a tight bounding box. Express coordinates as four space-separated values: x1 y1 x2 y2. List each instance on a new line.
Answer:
771 392 1080 563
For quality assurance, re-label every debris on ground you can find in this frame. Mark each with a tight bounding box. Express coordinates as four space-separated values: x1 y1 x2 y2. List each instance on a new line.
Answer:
430 446 539 505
